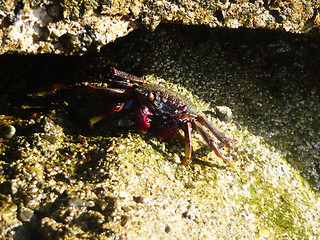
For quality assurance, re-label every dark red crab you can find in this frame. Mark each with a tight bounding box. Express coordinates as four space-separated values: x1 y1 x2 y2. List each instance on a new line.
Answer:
54 67 237 168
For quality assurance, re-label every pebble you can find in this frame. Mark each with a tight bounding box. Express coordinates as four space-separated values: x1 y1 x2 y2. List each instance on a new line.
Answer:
0 125 16 139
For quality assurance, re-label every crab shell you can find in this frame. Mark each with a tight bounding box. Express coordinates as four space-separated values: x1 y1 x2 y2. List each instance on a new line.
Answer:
134 83 198 138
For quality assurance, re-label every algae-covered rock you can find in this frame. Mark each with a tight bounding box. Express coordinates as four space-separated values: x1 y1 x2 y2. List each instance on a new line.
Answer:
0 25 319 239
0 0 320 54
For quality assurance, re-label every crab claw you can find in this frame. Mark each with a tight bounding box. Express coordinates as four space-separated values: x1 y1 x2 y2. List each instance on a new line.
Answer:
136 105 153 133
157 119 180 140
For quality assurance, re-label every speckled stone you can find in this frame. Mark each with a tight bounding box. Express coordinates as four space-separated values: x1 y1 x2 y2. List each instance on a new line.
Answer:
0 0 319 54
0 25 319 239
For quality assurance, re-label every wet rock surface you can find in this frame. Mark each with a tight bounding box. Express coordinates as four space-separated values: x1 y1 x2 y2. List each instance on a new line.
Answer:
0 25 320 239
1 0 320 54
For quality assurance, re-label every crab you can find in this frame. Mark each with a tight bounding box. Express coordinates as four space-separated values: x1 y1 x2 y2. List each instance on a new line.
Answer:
54 67 237 168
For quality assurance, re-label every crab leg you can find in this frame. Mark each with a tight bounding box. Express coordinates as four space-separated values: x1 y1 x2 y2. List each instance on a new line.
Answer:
196 115 237 149
111 67 146 84
53 83 126 98
104 79 135 89
181 121 192 165
89 102 126 128
192 121 236 169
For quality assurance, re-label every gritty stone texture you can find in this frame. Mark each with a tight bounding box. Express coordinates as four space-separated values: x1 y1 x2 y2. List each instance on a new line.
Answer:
0 0 320 54
0 25 320 239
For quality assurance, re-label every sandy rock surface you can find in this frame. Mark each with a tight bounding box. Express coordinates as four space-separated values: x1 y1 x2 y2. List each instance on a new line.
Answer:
1 0 320 54
0 25 319 239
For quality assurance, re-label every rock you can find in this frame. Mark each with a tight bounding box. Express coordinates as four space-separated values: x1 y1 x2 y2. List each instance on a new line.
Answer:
0 25 319 239
0 0 319 55
0 194 22 237
19 206 33 222
214 106 233 123
0 125 16 140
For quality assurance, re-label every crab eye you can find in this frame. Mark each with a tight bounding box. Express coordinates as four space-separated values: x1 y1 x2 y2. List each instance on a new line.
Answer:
147 91 155 101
